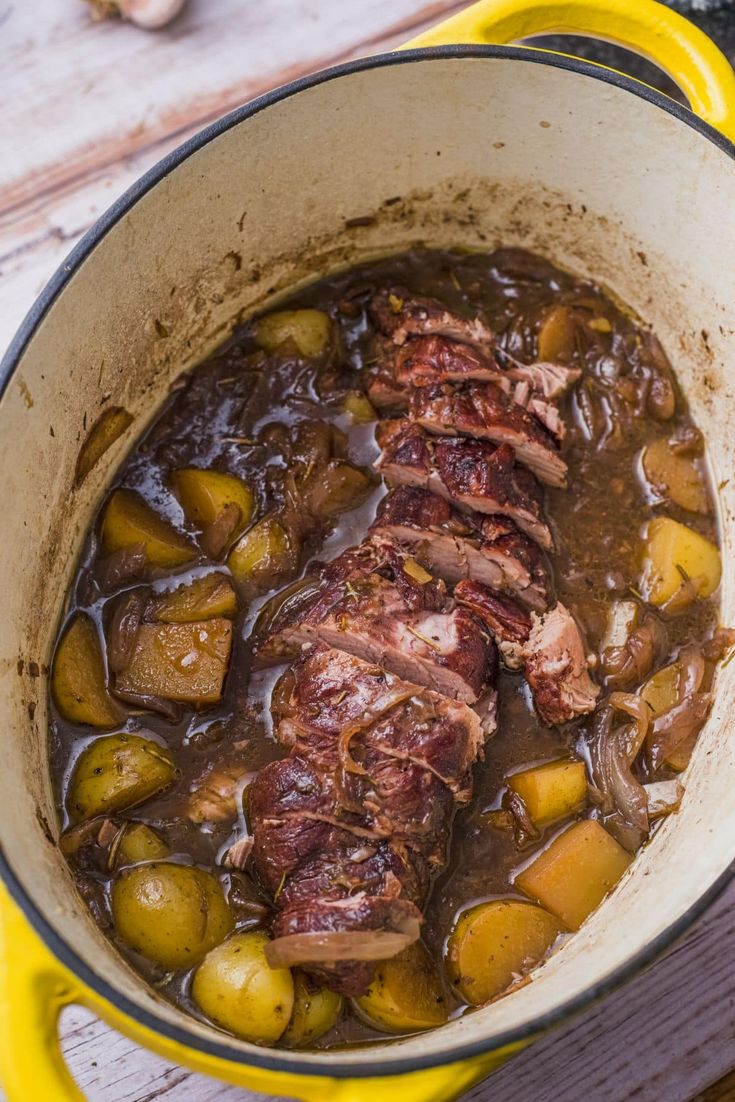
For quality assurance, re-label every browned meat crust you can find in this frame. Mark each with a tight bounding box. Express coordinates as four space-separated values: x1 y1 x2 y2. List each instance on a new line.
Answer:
369 286 494 350
454 579 532 670
375 420 552 549
409 380 567 488
523 602 600 725
370 487 549 610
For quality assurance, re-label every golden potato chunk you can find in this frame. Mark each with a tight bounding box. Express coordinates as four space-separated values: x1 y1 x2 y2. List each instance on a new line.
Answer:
192 931 294 1043
255 309 331 358
227 516 299 594
640 662 696 772
112 863 234 970
147 573 237 623
52 614 122 728
537 305 576 362
507 759 587 827
173 468 255 555
447 900 561 1005
353 942 447 1033
102 488 194 568
303 460 375 518
515 820 632 930
74 406 133 486
642 438 708 514
343 392 377 424
282 972 343 1047
67 733 177 823
115 620 232 705
640 517 721 607
111 822 170 868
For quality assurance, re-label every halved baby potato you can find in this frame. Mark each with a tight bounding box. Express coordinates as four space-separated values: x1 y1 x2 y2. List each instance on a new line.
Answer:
254 309 332 358
173 468 255 555
282 972 343 1048
537 305 576 363
227 516 299 594
147 573 237 623
515 820 632 931
353 941 447 1033
640 662 695 772
110 821 170 868
192 930 294 1043
447 899 561 1005
342 391 377 424
52 613 122 728
67 732 177 823
507 759 587 827
302 460 375 518
114 619 232 705
642 438 708 514
640 517 721 607
102 488 195 568
112 862 234 971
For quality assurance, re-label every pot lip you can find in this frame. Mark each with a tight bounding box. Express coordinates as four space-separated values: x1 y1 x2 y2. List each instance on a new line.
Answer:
1 43 734 1079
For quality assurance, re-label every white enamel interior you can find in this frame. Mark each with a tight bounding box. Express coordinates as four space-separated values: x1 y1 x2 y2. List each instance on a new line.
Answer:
1 54 734 1073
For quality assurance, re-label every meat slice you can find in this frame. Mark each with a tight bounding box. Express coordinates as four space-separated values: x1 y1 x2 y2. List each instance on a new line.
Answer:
523 602 599 725
370 487 549 610
409 381 567 488
369 286 494 350
454 579 532 670
375 420 553 549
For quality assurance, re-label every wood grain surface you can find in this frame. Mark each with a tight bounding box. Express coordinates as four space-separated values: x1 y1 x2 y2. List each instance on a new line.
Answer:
3 2 735 1100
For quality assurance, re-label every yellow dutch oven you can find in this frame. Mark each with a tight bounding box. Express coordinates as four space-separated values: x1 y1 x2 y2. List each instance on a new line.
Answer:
2 0 735 1099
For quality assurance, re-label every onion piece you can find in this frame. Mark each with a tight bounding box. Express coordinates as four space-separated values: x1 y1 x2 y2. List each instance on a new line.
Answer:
265 923 420 969
588 705 649 852
644 779 684 819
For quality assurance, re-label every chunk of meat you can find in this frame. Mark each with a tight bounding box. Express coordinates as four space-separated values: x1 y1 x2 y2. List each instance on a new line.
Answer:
367 335 573 442
454 579 532 670
523 603 599 725
370 487 549 610
375 420 552 549
409 381 567 488
369 286 494 350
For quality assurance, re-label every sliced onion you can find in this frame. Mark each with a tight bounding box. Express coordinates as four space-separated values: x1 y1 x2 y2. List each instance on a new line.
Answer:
648 695 712 771
588 706 648 852
265 923 420 968
644 779 684 820
609 691 650 743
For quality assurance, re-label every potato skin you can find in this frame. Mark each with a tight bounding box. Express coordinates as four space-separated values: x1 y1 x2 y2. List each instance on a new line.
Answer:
192 930 294 1044
114 619 232 705
52 614 122 728
282 972 342 1047
67 733 177 823
102 487 195 568
227 516 299 595
147 573 237 623
255 309 331 358
353 942 447 1033
173 468 255 551
112 863 234 970
447 900 560 1005
112 822 170 867
642 438 708 514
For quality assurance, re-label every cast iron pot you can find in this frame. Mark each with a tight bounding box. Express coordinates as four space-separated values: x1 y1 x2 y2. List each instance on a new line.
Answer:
1 0 735 1099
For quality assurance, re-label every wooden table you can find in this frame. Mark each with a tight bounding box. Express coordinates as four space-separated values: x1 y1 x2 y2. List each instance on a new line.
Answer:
3 3 735 1099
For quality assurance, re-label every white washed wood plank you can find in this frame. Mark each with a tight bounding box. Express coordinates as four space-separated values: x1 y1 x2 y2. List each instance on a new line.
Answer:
1 0 462 212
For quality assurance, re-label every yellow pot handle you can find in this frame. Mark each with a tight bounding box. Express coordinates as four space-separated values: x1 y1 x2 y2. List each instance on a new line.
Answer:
0 887 86 1101
403 0 735 143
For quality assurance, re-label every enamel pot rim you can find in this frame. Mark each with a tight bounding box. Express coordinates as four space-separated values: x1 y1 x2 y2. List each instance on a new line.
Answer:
1 44 734 1079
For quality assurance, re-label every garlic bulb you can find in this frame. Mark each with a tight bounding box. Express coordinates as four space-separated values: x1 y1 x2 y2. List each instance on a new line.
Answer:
86 0 187 29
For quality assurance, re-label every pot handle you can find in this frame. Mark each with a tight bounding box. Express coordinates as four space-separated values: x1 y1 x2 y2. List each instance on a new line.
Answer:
0 886 86 1101
402 0 735 143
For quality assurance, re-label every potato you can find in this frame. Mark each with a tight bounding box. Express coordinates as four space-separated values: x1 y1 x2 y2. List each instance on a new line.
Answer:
173 468 255 549
353 942 447 1033
102 488 195 568
112 863 234 970
147 573 237 623
640 662 693 772
642 438 708 514
74 406 133 486
303 460 375 518
111 822 170 867
67 733 177 823
282 971 343 1047
507 760 587 827
447 900 561 1005
537 305 576 362
227 517 299 594
640 517 721 607
192 931 294 1043
515 820 632 930
343 392 377 424
52 614 122 728
115 619 232 705
255 309 331 358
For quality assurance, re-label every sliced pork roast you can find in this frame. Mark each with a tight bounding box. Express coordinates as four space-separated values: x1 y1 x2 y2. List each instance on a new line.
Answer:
455 580 598 724
375 420 553 549
369 285 495 350
409 381 567 488
370 487 550 610
250 647 494 994
260 536 498 703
